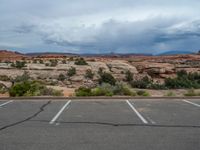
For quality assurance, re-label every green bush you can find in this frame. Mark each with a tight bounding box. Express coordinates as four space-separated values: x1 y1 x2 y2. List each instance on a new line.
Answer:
58 73 66 81
113 82 136 96
137 90 150 96
75 83 137 97
165 71 200 89
85 69 94 79
125 70 133 82
99 72 116 85
74 58 88 65
131 76 152 89
11 61 26 69
67 67 76 77
9 81 63 97
92 83 114 96
75 87 92 96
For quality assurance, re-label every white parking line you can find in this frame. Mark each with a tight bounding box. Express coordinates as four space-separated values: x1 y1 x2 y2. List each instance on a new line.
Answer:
0 100 13 107
49 100 71 124
183 100 200 108
126 100 148 124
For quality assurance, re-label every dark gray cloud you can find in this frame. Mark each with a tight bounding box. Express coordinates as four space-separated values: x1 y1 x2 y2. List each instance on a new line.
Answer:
0 0 200 53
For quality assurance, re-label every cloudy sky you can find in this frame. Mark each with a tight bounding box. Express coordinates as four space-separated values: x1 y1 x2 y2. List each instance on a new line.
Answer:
0 0 200 54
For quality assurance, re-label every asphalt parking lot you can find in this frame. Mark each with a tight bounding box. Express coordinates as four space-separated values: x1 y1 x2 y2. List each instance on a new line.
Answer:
0 99 200 150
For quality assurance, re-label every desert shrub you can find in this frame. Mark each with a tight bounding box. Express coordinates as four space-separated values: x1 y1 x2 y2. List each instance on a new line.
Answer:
74 57 88 65
165 91 176 97
75 87 92 96
91 83 113 96
149 83 167 90
99 72 116 85
0 75 11 81
40 87 63 96
68 57 74 61
39 59 44 64
45 63 50 66
98 67 104 75
137 90 150 96
62 59 67 64
113 82 136 96
49 59 58 67
58 73 66 81
14 71 30 83
131 76 152 89
11 61 26 69
125 70 133 82
0 83 7 94
165 71 200 89
9 81 63 97
85 69 94 79
67 67 76 77
75 83 137 97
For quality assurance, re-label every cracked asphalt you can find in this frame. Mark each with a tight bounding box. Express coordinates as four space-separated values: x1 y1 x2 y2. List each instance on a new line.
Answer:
0 99 200 150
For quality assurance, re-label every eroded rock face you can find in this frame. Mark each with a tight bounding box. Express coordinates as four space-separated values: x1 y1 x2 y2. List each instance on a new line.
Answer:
107 60 138 74
131 62 175 78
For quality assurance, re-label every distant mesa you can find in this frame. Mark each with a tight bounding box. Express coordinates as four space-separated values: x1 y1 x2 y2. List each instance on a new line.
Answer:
0 49 199 61
0 50 27 61
157 50 194 56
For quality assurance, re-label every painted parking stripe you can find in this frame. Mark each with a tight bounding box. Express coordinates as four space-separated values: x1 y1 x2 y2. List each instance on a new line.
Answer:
126 100 148 124
49 100 71 124
0 100 13 107
183 100 200 108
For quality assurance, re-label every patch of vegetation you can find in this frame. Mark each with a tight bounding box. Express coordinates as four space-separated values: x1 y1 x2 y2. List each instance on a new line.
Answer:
62 59 67 64
76 82 136 97
11 61 26 69
165 91 176 97
130 76 152 89
49 59 58 67
0 83 7 94
67 67 76 77
130 70 200 90
85 69 94 79
136 90 150 96
39 59 44 64
165 70 200 89
125 70 133 82
0 75 11 81
13 71 30 83
184 89 200 96
113 82 136 96
9 81 63 97
58 73 66 81
74 57 88 65
75 87 92 96
98 72 116 86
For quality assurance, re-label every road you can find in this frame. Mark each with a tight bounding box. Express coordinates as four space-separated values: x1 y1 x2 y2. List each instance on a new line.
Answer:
0 99 200 150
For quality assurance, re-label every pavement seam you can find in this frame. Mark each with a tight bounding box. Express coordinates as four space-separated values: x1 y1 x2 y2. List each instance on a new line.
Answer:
0 101 51 132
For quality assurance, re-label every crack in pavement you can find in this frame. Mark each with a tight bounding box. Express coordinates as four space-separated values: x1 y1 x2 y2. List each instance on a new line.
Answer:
30 120 200 129
0 101 51 132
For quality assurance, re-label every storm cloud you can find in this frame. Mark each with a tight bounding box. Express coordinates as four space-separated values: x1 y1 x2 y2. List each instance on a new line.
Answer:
0 0 200 54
